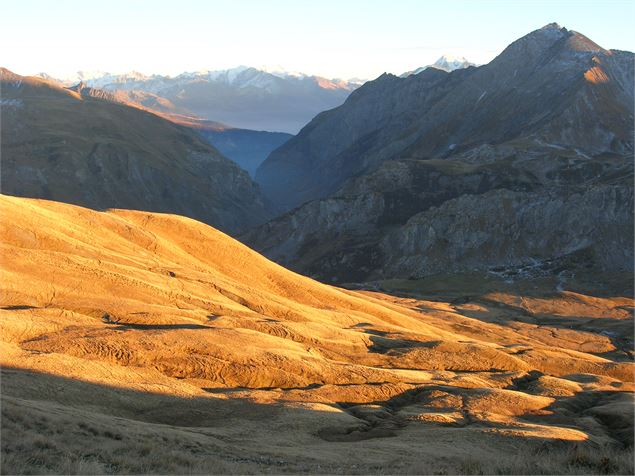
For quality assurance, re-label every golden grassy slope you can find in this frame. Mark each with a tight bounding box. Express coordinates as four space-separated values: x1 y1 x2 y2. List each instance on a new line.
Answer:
1 195 633 474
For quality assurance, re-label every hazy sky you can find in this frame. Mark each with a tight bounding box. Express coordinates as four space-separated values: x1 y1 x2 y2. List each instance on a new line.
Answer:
4 0 634 80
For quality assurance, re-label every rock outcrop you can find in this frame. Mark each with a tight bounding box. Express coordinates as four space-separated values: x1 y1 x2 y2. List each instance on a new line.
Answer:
245 146 633 282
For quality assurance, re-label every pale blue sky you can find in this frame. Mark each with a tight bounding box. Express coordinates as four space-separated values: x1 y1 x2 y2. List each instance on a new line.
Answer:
3 0 634 79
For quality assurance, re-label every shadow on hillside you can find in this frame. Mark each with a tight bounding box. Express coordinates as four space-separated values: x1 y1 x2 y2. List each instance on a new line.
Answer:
3 365 633 474
328 380 633 448
1 366 284 428
2 365 631 447
359 277 634 361
449 296 634 360
361 270 634 303
112 323 213 331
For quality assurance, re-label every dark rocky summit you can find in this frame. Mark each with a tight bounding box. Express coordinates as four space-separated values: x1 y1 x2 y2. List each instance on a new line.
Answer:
245 24 634 282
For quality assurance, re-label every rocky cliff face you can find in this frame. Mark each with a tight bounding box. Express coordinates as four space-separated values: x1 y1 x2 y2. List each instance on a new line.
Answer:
380 185 633 279
0 68 270 234
245 24 634 282
245 144 634 282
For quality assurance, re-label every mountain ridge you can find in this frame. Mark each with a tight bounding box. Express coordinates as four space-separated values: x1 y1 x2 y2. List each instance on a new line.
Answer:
36 66 364 133
0 68 271 234
255 23 633 210
246 24 634 282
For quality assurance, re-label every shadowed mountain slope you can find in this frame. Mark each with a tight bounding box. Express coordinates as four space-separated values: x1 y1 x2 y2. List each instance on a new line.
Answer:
0 68 270 234
47 87 294 179
256 24 633 212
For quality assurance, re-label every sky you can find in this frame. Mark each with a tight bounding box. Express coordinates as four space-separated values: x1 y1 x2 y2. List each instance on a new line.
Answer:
3 0 634 80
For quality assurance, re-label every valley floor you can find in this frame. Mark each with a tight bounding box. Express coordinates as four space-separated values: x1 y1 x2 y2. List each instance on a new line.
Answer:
1 195 633 475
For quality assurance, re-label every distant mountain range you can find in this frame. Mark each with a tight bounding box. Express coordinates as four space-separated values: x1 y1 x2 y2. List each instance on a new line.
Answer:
401 54 476 76
246 23 634 283
38 67 364 133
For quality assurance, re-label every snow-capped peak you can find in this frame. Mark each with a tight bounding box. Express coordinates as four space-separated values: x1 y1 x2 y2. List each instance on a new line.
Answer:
431 55 474 72
401 55 476 77
37 66 363 95
257 64 307 79
436 54 469 63
74 70 110 81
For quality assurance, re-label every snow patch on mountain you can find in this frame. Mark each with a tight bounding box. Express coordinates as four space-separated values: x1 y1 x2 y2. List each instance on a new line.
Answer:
50 66 363 93
401 55 476 77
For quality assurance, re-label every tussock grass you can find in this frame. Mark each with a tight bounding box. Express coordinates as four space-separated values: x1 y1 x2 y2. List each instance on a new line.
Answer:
406 444 634 475
1 398 248 475
4 396 633 476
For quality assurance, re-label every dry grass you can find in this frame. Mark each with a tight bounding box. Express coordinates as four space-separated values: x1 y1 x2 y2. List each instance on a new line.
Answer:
0 195 633 475
444 445 634 475
4 402 633 476
1 397 248 475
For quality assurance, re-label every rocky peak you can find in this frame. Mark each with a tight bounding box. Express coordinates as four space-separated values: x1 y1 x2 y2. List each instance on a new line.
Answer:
565 30 606 53
488 23 609 78
67 81 87 93
492 23 570 66
431 55 474 72
541 22 562 30
66 81 110 101
250 24 633 279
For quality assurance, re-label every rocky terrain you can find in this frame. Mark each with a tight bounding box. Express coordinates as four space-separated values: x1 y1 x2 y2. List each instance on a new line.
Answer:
245 145 633 283
246 24 634 282
0 68 270 234
1 195 633 474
